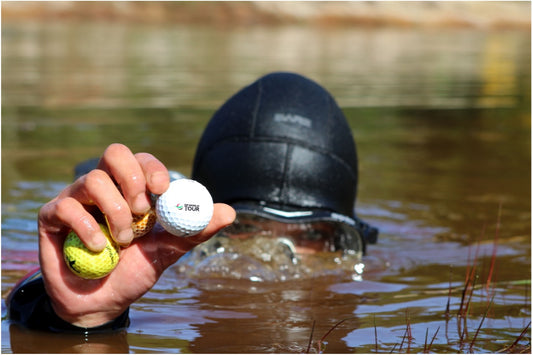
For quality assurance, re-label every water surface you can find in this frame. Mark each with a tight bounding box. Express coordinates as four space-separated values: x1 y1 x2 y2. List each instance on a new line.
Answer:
2 22 530 353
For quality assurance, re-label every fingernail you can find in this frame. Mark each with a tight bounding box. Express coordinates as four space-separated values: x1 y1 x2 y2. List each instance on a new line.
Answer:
117 229 134 246
132 193 151 215
90 232 108 252
150 171 168 191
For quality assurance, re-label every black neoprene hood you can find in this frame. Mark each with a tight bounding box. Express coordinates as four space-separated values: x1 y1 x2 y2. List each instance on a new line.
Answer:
192 72 358 218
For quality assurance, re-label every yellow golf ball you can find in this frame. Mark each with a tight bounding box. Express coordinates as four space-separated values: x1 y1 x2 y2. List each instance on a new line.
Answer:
63 223 119 279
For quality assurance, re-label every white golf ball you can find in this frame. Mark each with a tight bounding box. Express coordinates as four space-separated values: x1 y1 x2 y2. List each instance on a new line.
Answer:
155 179 214 237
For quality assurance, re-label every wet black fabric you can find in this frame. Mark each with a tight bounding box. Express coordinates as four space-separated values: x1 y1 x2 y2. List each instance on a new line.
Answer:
7 270 129 333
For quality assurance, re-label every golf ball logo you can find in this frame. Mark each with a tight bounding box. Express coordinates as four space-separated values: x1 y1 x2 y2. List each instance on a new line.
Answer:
177 203 200 212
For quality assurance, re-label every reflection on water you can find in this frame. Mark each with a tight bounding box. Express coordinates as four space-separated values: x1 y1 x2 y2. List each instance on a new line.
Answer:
2 22 530 353
2 24 530 110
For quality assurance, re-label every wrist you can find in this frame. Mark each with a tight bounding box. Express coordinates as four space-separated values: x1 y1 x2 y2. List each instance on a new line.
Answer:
49 299 129 329
45 295 130 333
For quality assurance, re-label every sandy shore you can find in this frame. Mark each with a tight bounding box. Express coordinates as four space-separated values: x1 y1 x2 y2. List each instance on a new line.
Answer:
2 1 530 29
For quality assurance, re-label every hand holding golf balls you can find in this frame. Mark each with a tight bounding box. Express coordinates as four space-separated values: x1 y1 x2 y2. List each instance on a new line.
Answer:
63 179 214 279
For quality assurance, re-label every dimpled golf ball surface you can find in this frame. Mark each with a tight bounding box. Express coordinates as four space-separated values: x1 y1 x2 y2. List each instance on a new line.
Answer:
63 223 119 279
156 179 214 237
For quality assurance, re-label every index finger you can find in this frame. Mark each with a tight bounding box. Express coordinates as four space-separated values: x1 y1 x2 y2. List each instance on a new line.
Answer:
97 144 151 215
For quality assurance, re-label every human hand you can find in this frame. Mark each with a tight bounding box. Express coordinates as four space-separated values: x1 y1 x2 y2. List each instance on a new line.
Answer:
38 143 236 328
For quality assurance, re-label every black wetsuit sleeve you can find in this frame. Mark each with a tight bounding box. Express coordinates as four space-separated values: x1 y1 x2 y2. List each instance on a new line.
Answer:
7 270 130 333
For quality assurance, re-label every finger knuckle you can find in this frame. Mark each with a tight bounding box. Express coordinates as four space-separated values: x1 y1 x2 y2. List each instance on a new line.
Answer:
134 152 153 162
85 169 111 191
105 143 130 156
55 197 78 217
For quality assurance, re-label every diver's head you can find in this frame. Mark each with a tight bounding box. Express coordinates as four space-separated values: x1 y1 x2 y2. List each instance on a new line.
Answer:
192 72 377 255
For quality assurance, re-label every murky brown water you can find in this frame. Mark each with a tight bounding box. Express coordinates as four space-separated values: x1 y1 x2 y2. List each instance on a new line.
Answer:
2 22 531 353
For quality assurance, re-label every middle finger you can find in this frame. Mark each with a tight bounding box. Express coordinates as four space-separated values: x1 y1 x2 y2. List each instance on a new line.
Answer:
97 143 152 215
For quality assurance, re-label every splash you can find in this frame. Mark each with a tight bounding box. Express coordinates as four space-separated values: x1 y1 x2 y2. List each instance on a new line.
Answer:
176 234 365 283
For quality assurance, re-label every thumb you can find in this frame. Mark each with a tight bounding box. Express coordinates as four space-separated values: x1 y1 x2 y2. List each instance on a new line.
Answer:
144 203 236 269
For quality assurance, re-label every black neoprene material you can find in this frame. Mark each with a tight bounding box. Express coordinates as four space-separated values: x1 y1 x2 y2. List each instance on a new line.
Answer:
192 72 359 217
7 270 130 333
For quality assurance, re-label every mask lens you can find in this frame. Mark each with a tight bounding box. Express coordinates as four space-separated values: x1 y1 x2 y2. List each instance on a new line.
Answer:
222 213 362 254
